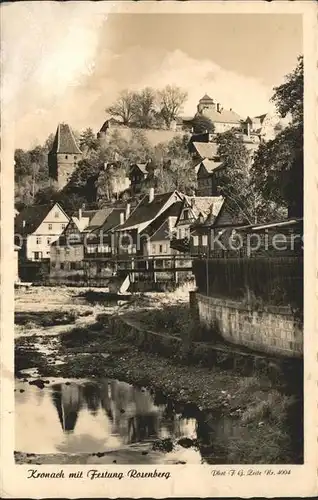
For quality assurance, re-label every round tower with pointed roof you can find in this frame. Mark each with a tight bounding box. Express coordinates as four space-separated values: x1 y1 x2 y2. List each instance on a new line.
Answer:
48 123 83 190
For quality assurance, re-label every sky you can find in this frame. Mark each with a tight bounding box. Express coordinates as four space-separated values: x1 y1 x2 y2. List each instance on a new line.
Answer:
1 3 302 149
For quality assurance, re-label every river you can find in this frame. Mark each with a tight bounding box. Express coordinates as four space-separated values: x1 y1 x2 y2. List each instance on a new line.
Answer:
15 376 228 464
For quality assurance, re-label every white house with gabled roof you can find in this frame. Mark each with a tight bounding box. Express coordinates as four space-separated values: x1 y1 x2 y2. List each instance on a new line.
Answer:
15 202 70 261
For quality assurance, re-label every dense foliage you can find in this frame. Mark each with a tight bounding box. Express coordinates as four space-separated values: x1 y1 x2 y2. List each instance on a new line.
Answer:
251 56 303 217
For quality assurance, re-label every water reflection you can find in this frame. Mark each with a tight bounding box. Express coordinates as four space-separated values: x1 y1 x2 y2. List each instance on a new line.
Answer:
15 377 229 463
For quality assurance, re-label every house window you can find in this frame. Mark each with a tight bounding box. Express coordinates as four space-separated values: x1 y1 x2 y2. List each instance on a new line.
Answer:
183 209 189 220
47 238 51 245
192 236 199 247
152 244 156 254
36 237 42 244
65 155 68 159
202 235 208 246
61 224 66 230
159 244 163 253
74 156 77 160
163 244 168 253
70 262 76 270
60 262 65 270
33 251 40 260
48 224 53 230
54 211 59 218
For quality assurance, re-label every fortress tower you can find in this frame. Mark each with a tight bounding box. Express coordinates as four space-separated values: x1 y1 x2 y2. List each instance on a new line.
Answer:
48 123 82 190
197 94 216 114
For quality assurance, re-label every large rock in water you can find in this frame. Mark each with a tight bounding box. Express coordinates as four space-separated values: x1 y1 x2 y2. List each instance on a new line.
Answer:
108 274 130 294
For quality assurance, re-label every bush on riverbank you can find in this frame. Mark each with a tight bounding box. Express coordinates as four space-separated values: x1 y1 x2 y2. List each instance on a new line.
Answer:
136 304 218 343
15 310 77 328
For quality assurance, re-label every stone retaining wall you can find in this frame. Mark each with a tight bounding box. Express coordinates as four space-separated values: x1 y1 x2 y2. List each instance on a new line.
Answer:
108 314 302 383
194 293 303 358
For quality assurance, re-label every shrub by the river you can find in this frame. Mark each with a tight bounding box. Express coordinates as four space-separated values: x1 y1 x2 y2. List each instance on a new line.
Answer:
15 310 77 327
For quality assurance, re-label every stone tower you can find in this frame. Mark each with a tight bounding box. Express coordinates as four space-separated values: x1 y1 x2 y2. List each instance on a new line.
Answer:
197 94 216 114
48 123 82 190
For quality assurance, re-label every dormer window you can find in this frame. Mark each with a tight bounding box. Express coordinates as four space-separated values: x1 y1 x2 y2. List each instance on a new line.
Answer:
184 209 189 220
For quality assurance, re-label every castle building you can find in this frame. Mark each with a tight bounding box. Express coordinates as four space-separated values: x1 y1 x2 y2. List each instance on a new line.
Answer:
194 94 242 134
48 123 82 190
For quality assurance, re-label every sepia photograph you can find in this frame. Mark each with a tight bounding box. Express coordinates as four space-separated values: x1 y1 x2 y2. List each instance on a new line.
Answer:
1 0 317 498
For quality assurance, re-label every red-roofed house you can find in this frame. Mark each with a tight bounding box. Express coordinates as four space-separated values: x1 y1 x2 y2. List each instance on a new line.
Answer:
48 123 82 190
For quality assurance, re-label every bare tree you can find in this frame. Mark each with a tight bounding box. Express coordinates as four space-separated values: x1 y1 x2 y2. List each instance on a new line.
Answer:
133 87 156 128
106 90 137 126
157 85 188 129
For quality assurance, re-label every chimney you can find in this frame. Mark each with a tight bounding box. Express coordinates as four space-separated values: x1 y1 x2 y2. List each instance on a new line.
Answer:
125 203 131 221
149 187 155 203
246 121 250 138
120 212 125 225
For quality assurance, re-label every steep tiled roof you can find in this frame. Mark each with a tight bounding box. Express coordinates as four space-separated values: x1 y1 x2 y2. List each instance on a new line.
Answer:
49 123 82 155
200 107 242 124
140 202 182 240
52 219 84 247
72 216 90 231
96 208 127 234
185 196 224 220
81 210 98 220
199 158 224 174
199 94 213 102
192 142 218 159
118 191 183 231
15 203 67 236
130 163 148 176
87 208 114 230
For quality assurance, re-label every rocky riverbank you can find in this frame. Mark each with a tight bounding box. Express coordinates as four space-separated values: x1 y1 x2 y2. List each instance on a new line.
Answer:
15 286 303 464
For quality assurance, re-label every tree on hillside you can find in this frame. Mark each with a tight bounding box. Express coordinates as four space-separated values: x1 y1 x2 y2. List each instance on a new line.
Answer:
33 185 59 205
106 89 137 126
15 149 32 180
272 56 303 125
157 85 188 129
154 135 196 195
58 159 101 210
215 130 256 223
96 163 127 204
192 115 215 134
132 87 157 129
215 130 284 224
79 128 99 155
44 133 55 152
251 56 303 217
